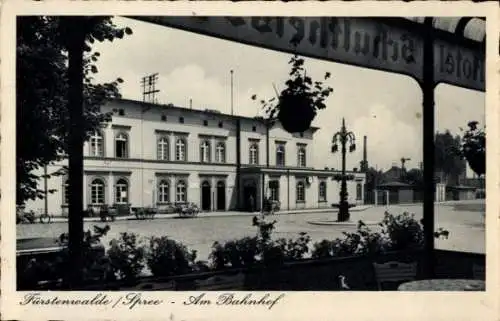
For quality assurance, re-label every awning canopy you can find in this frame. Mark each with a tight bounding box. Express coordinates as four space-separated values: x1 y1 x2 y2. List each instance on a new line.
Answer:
404 17 486 43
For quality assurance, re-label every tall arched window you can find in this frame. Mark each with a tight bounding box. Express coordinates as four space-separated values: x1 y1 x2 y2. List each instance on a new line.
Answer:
63 180 70 204
157 136 169 160
176 180 187 202
276 144 286 166
89 131 104 157
319 181 327 202
115 178 129 204
175 138 186 161
297 146 306 167
90 178 105 205
249 143 259 165
158 180 170 203
115 133 129 158
200 140 211 163
296 181 305 202
215 142 225 163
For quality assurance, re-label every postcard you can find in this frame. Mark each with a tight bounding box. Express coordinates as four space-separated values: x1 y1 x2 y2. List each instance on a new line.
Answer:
1 1 498 320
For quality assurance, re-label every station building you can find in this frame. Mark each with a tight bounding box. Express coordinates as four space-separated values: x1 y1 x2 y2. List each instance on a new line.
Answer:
25 98 366 215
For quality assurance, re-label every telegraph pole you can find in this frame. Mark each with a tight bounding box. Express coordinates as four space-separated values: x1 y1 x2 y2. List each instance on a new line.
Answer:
230 70 234 115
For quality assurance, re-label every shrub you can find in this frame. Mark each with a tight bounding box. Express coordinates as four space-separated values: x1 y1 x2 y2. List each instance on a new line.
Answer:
311 239 335 259
209 237 259 269
146 236 197 277
273 232 311 261
380 212 424 251
107 232 146 281
311 212 444 259
18 225 112 289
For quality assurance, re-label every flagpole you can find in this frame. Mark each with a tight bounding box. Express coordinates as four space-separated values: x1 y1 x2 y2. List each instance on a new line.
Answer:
230 69 234 116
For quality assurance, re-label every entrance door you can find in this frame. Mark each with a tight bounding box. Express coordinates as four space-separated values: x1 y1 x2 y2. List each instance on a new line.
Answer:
201 181 211 211
216 181 226 211
243 185 257 212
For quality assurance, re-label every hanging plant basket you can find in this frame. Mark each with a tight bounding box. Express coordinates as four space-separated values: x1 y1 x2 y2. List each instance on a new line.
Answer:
252 54 333 134
277 93 316 133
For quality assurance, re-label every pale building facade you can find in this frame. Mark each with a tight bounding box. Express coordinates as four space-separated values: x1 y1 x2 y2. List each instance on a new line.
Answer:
25 99 366 215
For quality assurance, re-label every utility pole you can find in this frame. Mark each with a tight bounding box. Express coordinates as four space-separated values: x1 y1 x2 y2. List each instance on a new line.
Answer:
140 74 158 207
230 70 234 115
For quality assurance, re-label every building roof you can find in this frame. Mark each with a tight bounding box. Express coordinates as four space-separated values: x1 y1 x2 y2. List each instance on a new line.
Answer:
113 98 321 132
377 181 413 189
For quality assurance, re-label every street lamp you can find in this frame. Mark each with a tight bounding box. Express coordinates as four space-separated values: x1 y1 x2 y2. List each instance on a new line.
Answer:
331 118 356 222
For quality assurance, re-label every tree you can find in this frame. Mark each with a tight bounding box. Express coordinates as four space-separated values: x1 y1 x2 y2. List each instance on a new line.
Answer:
16 16 132 205
434 130 466 185
404 168 423 188
461 121 485 177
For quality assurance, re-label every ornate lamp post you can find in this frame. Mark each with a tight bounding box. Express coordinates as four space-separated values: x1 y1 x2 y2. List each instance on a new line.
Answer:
331 118 356 222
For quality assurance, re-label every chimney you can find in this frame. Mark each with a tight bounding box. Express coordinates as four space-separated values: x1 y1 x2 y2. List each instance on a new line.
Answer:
363 136 367 164
360 135 368 172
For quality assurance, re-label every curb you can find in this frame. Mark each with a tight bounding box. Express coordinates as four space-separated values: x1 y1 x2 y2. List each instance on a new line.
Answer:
307 220 379 226
48 206 373 223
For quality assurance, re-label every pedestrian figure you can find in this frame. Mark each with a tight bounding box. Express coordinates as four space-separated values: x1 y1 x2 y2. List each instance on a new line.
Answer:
249 194 255 212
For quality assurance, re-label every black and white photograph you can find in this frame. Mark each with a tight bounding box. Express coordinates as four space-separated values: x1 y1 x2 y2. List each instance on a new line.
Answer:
1 2 498 321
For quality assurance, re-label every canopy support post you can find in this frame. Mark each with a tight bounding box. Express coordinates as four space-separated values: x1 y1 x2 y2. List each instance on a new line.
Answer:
421 17 436 279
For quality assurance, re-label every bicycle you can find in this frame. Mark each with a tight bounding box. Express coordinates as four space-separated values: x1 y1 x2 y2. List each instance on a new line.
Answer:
37 208 52 224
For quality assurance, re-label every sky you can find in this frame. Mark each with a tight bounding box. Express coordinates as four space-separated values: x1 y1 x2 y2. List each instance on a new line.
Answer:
91 17 485 175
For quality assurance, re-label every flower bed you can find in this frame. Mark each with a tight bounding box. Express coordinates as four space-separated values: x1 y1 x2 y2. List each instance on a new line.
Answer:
17 211 453 290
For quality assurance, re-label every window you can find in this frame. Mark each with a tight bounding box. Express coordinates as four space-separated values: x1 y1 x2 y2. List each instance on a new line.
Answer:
179 117 184 124
300 132 304 138
269 180 279 201
62 180 70 204
276 144 286 166
115 133 129 158
297 146 306 167
161 115 167 121
158 180 170 203
319 181 327 202
203 120 208 126
200 140 211 163
175 138 186 161
218 121 223 128
296 181 305 202
90 178 105 205
157 136 169 160
252 126 256 132
115 178 128 204
118 109 125 116
215 142 225 163
356 183 362 200
249 143 259 165
89 131 104 157
176 180 187 202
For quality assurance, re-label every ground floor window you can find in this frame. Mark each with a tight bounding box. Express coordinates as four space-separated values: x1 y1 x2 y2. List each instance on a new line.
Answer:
158 180 170 203
319 181 327 202
176 180 187 202
90 178 105 204
115 178 129 204
296 181 305 202
269 180 280 201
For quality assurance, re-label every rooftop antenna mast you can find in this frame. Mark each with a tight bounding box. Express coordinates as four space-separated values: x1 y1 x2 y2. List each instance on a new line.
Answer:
141 73 160 104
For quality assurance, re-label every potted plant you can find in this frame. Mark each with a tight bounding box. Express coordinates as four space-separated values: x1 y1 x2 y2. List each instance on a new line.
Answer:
461 121 485 177
252 54 333 133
